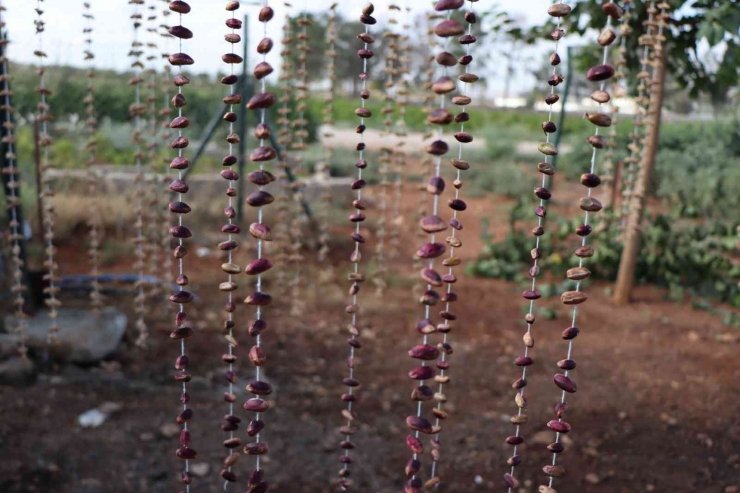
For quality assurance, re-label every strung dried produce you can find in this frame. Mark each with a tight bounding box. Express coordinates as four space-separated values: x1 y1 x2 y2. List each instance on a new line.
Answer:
403 1 466 490
288 11 311 317
429 0 479 483
388 4 410 262
273 4 293 298
145 1 163 304
159 4 174 308
218 0 244 486
316 3 338 278
129 0 148 346
165 0 197 488
411 13 439 301
620 1 656 231
503 0 570 490
336 5 376 489
0 3 29 356
539 4 621 492
373 23 399 297
600 0 632 211
80 1 104 313
34 0 62 343
243 3 277 493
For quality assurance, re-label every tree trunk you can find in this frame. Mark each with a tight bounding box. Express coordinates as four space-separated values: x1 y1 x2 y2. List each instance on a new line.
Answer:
613 44 667 305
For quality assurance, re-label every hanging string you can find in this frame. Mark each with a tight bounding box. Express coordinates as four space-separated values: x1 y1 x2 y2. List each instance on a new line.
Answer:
81 1 103 314
218 0 244 488
403 3 465 490
34 0 61 344
0 1 29 358
540 2 622 490
620 1 657 232
129 0 148 347
601 1 632 213
159 0 173 311
621 3 669 256
288 7 310 317
337 5 376 490
316 2 338 279
243 2 278 491
411 12 439 303
503 0 569 490
429 0 479 484
373 14 398 298
165 0 197 489
274 3 294 298
387 2 410 263
145 0 162 306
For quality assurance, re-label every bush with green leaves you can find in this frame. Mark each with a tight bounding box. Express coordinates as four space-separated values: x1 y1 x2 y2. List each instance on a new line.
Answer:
470 205 740 306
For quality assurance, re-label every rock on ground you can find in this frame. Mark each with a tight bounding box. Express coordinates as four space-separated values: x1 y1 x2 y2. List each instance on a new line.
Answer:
0 357 37 386
2 307 127 364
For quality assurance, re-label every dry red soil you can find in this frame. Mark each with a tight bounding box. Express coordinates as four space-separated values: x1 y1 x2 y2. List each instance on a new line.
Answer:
1 178 738 493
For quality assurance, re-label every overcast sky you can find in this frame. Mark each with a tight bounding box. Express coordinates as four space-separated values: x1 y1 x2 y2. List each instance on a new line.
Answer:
1 0 563 97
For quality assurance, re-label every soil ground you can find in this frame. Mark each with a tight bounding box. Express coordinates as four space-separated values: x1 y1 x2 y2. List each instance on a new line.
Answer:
1 161 739 493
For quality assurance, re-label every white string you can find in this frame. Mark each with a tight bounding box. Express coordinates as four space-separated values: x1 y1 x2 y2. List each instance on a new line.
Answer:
222 3 238 490
547 6 623 490
505 2 564 490
341 14 371 489
374 22 395 296
430 0 476 483
131 0 148 347
621 1 656 229
409 9 453 482
289 4 309 315
35 0 60 343
388 3 409 262
160 0 173 312
251 0 271 477
82 1 103 314
0 1 29 354
172 6 190 490
145 0 161 310
316 5 337 265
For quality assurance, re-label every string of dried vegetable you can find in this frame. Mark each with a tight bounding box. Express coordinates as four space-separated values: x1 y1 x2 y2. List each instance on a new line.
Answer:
274 4 294 298
316 2 338 282
129 0 148 347
619 1 656 231
388 3 410 263
165 0 197 488
503 0 571 488
0 2 29 357
242 3 278 492
429 0 479 483
336 4 376 489
288 11 310 317
539 3 622 491
34 0 62 344
403 1 467 490
218 0 245 486
373 22 399 297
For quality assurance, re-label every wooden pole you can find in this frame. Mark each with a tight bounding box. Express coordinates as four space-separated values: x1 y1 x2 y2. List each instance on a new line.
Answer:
613 41 667 305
